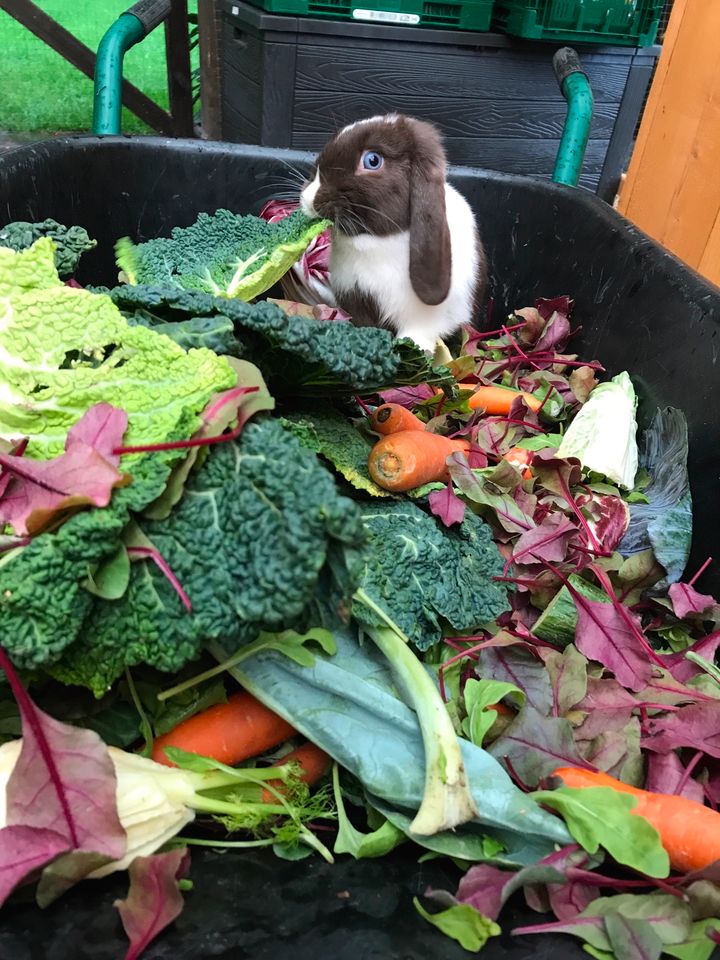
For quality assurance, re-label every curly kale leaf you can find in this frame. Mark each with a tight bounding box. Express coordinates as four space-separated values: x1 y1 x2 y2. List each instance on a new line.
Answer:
50 420 367 696
0 455 173 670
105 285 455 397
115 209 329 301
282 407 392 498
0 218 96 277
126 309 241 357
352 502 508 651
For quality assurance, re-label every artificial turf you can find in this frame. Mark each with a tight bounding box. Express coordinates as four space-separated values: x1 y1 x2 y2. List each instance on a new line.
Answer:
0 1 173 135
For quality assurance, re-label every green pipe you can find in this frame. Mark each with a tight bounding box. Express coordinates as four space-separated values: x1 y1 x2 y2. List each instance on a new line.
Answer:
92 13 146 136
553 71 594 188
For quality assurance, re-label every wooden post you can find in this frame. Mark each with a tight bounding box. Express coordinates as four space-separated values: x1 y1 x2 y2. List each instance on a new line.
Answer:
616 0 720 285
197 0 223 139
0 0 176 134
164 0 195 136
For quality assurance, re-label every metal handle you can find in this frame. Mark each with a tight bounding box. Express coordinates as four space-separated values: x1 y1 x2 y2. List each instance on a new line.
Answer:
92 0 171 135
551 47 594 189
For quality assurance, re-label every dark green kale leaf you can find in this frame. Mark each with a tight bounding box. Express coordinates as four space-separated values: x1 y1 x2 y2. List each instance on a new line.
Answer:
104 285 455 398
0 219 96 277
50 420 367 696
352 502 508 651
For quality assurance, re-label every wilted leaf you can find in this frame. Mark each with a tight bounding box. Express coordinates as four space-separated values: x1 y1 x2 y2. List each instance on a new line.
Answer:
414 898 500 951
542 644 588 717
115 848 190 960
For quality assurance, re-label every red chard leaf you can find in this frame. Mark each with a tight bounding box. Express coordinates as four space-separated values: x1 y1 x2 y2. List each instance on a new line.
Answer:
454 864 513 921
669 582 716 620
0 647 125 906
487 705 590 786
115 848 190 960
378 385 435 408
645 752 705 804
572 593 653 692
428 483 466 527
477 646 553 716
0 825 69 906
0 404 130 535
512 514 578 566
643 702 720 758
663 631 720 683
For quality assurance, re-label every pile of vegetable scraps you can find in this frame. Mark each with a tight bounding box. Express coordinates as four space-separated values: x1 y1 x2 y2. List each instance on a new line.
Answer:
0 210 718 960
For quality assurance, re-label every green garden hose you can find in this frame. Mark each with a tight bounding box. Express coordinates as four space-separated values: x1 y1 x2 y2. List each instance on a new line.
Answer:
552 47 594 188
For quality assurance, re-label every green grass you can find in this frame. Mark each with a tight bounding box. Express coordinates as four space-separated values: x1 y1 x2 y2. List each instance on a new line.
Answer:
0 1 176 134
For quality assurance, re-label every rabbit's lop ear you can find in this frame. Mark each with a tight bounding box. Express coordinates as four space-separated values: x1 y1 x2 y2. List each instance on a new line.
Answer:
408 121 452 306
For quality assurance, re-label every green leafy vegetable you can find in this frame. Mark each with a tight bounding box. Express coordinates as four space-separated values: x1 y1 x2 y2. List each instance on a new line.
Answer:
531 787 670 878
49 421 365 695
0 241 236 458
283 408 391 497
414 898 501 951
332 765 405 858
104 285 455 397
115 209 329 301
0 218 96 277
557 372 639 489
462 679 525 748
353 503 507 651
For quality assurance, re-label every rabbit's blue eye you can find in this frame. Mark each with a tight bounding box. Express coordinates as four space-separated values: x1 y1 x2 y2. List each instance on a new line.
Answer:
361 151 383 171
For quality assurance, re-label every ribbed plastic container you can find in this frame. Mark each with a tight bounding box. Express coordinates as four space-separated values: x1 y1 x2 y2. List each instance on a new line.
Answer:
241 0 494 31
492 0 662 45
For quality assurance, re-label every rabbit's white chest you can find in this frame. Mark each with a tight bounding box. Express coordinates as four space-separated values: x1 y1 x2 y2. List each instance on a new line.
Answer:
328 184 478 352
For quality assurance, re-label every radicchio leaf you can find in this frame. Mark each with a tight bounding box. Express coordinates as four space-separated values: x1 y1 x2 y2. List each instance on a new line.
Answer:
0 404 130 535
115 848 190 960
428 483 466 527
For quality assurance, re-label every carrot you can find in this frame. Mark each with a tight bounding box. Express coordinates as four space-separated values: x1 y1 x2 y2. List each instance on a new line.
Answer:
502 445 533 479
261 741 331 803
368 431 471 492
553 766 720 873
151 692 296 768
468 385 542 414
431 384 541 413
369 403 426 435
486 702 515 717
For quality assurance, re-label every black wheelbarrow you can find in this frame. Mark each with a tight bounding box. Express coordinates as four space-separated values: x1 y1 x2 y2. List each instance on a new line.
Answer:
0 5 719 958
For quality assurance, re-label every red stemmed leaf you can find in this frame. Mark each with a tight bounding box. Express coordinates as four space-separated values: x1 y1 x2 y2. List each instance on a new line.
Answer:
642 702 720 758
512 514 578 566
663 630 720 683
0 404 129 535
572 594 653 692
668 582 716 620
428 483 466 527
115 848 190 960
487 705 591 786
0 826 69 905
453 864 512 920
0 646 126 906
645 752 705 804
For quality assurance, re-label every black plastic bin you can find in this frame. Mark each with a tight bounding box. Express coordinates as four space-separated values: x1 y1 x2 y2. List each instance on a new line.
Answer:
0 135 719 958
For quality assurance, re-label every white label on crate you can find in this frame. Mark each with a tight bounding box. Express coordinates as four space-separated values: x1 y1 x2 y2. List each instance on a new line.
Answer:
231 4 239 13
352 8 420 23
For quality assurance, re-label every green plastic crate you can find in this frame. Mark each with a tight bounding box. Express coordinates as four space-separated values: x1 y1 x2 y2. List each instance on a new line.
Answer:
492 0 662 45
241 0 494 31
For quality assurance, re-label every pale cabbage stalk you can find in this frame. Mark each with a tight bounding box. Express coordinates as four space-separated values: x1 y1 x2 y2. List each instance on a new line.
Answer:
0 740 196 878
557 371 639 490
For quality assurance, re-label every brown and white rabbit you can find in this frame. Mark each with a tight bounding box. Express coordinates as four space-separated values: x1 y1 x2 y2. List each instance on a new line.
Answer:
300 114 487 352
